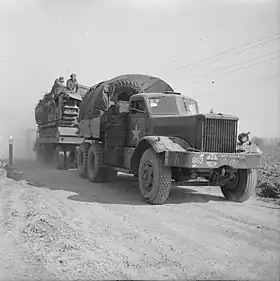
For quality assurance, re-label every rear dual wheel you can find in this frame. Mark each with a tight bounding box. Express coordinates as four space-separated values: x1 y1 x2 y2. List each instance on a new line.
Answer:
35 144 44 163
87 142 105 182
77 143 90 178
36 144 55 164
85 142 117 183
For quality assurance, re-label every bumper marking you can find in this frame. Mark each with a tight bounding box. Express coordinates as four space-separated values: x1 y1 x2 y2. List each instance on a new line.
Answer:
166 151 261 169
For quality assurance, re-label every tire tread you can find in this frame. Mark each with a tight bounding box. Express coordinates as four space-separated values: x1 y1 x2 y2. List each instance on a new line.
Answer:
139 148 171 205
221 169 257 202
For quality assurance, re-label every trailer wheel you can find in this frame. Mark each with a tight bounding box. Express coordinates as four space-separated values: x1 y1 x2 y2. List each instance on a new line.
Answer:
138 148 172 205
55 146 66 170
44 144 55 164
36 144 48 164
77 143 90 178
87 142 105 183
64 150 72 170
221 169 257 202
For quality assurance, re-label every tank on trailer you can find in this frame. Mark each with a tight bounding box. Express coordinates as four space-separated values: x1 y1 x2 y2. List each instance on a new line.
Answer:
34 82 90 169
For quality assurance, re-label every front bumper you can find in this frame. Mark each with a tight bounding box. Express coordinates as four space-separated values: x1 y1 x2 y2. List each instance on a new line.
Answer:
165 150 262 169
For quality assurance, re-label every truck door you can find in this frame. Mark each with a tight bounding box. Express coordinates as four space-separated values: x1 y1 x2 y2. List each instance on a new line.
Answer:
127 99 147 147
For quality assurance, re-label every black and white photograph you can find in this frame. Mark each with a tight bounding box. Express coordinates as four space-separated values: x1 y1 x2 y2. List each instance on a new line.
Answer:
0 0 279 280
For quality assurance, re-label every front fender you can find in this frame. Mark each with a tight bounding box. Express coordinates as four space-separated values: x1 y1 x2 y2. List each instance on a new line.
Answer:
138 136 191 153
130 136 191 174
236 141 262 154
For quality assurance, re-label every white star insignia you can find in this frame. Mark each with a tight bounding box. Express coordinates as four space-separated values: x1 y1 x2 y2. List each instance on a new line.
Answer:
132 123 140 141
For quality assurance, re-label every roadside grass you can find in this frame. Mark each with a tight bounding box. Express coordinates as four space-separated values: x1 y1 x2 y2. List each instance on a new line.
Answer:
255 142 280 203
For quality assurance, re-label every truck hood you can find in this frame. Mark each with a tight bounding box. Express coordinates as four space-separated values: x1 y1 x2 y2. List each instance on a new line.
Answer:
148 113 239 152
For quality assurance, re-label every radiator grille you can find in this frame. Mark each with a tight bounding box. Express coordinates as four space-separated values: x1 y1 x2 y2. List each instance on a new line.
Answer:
201 118 238 153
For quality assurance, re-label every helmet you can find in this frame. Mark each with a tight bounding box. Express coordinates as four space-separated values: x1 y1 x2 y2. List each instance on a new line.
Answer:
70 73 76 78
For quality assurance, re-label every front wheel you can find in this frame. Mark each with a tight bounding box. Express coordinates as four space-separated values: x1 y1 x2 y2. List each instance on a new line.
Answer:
138 148 172 205
221 169 257 202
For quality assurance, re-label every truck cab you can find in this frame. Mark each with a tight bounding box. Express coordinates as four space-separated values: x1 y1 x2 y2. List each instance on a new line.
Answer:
127 92 199 146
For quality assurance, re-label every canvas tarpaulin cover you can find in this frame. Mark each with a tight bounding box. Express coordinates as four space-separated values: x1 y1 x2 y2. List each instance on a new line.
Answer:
79 74 174 119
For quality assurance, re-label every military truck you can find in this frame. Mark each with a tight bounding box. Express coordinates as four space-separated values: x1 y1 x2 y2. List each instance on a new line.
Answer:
34 83 89 169
77 74 262 204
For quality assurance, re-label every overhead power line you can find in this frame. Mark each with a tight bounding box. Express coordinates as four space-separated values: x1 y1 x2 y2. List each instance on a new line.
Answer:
175 31 280 72
190 54 280 86
188 50 280 83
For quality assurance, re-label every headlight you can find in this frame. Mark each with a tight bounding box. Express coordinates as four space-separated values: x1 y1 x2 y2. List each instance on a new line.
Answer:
238 132 250 144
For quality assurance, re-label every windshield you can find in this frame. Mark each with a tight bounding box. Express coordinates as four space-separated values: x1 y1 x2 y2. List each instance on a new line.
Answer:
181 97 198 116
148 96 179 115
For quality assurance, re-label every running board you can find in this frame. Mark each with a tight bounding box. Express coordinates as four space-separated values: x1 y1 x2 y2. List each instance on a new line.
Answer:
103 165 131 174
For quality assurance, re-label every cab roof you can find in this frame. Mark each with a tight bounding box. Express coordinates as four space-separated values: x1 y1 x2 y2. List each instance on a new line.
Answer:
130 92 197 103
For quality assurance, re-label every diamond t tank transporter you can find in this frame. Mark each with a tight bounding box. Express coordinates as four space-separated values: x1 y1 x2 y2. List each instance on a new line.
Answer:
75 74 262 205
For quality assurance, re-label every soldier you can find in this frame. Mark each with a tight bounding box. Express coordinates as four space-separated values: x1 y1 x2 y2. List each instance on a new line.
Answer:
51 77 65 96
51 76 65 88
66 73 79 92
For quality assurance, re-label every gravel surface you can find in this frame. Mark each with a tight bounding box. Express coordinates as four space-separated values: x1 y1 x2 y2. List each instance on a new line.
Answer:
0 158 279 280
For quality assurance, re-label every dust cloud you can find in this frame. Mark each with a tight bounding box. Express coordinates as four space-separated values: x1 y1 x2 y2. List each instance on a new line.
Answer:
0 105 36 161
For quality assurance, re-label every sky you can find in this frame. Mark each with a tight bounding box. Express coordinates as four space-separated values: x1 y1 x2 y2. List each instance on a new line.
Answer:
0 0 279 155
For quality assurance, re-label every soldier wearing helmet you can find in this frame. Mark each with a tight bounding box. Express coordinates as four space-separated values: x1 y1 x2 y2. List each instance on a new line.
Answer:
51 76 65 95
66 73 79 92
53 76 65 87
57 76 65 84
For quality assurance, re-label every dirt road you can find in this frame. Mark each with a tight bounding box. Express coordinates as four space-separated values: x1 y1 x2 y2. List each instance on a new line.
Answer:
1 158 279 280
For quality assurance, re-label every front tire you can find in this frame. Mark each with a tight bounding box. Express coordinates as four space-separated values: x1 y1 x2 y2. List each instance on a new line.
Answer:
221 169 257 202
138 148 172 205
